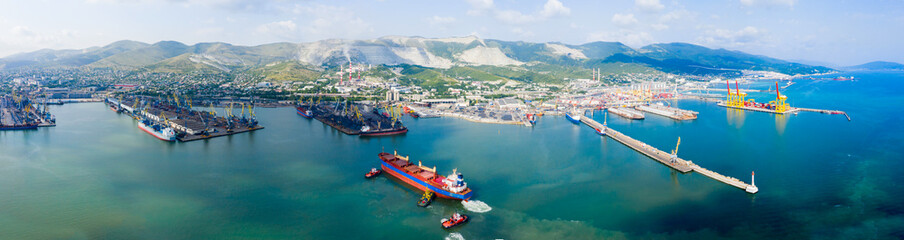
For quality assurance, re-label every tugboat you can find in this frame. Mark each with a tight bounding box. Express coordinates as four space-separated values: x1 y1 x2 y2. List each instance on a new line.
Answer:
417 191 434 207
365 168 382 178
441 212 469 229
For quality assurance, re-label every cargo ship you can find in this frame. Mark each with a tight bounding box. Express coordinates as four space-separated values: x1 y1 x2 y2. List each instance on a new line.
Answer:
0 123 38 130
296 105 313 118
138 119 176 141
379 151 473 200
565 110 582 124
360 125 408 136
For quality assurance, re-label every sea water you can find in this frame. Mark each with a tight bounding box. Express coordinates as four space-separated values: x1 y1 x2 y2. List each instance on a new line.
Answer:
0 71 901 239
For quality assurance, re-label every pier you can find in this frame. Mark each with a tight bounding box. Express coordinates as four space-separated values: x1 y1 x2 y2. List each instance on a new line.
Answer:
580 116 758 193
108 96 263 142
608 107 645 120
796 107 851 121
636 104 698 120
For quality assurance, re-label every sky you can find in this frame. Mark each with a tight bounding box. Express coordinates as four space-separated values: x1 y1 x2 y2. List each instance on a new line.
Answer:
1 0 902 66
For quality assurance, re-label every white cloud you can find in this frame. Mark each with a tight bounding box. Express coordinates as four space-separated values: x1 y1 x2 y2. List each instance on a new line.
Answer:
740 0 797 8
495 10 537 24
87 0 289 13
479 0 571 24
256 20 297 39
635 0 664 12
511 27 535 37
588 30 653 47
651 23 669 31
697 26 766 47
195 27 225 36
539 0 570 18
612 13 638 27
428 16 457 25
660 9 692 22
465 0 494 16
0 26 79 56
292 4 374 40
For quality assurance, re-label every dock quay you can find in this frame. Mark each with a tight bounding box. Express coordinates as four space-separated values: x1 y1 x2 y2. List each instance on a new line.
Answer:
580 117 758 193
717 102 851 121
306 102 408 136
107 96 263 142
1 95 55 130
607 107 645 120
717 102 800 115
636 104 698 120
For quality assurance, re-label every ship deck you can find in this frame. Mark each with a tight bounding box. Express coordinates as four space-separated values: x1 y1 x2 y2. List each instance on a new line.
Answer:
378 152 472 198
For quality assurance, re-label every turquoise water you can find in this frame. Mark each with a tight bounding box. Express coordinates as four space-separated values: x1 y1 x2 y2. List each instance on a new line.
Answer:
1 71 902 239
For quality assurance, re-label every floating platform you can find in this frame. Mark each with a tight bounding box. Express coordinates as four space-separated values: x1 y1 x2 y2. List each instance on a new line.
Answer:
636 104 697 120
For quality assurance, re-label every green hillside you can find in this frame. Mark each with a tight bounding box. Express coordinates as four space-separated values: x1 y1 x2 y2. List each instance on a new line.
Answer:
251 60 321 82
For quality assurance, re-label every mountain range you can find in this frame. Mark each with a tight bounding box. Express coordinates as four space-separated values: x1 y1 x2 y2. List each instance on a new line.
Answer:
840 61 904 71
0 36 836 81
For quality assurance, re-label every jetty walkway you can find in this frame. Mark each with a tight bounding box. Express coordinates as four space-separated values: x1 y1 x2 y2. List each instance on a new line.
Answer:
580 117 758 193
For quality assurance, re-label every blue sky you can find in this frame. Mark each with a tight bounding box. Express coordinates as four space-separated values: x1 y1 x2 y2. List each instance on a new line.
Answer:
1 0 902 66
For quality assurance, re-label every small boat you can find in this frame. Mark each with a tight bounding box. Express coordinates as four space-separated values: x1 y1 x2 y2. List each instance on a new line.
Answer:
441 213 469 229
595 128 606 136
365 168 382 178
417 191 434 207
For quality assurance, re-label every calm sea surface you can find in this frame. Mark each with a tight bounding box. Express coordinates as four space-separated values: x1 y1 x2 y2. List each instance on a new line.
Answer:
1 71 902 239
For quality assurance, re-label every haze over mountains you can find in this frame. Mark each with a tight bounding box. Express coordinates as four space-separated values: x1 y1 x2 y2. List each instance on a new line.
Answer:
0 36 838 78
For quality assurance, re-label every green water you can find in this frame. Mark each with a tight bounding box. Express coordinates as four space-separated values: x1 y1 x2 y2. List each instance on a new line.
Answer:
1 71 902 239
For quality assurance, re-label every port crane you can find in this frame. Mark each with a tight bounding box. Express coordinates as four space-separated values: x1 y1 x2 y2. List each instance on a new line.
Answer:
669 137 681 164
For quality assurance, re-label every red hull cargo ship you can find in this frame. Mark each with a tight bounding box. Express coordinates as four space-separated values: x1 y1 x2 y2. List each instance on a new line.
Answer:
379 151 473 200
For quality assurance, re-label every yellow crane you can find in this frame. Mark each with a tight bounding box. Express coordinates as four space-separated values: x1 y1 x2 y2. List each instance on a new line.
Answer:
226 102 233 118
669 137 681 164
159 112 169 125
208 102 216 116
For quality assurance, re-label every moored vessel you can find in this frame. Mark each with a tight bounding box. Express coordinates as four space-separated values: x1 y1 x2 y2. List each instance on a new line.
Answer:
138 119 176 141
296 106 313 118
565 110 582 124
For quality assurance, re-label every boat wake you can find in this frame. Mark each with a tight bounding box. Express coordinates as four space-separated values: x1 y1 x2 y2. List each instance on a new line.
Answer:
461 200 492 213
445 232 464 240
